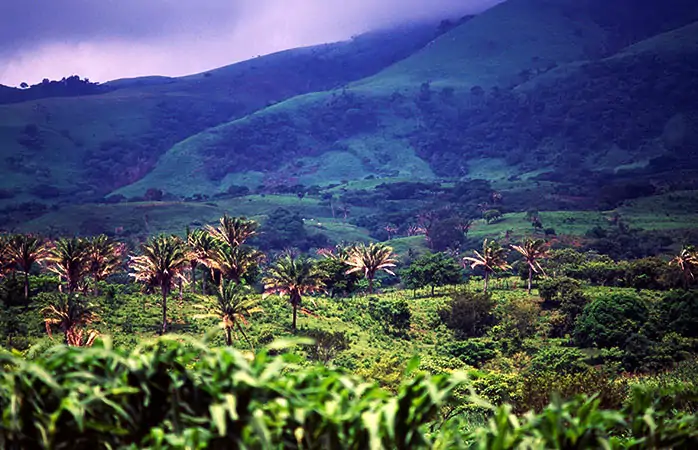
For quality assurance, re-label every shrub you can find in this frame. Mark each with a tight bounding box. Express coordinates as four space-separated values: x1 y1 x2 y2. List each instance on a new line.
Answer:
302 329 351 364
443 338 498 368
369 297 411 337
574 293 649 348
439 291 497 339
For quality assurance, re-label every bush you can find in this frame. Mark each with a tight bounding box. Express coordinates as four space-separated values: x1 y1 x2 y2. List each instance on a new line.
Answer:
369 297 411 337
439 291 497 339
574 293 649 348
527 346 589 375
302 329 351 364
443 338 498 368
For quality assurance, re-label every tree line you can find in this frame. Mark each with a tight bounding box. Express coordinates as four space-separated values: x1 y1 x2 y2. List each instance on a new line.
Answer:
1 216 696 348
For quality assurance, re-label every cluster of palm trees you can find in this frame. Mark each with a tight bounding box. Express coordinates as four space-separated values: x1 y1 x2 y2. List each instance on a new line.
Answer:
464 238 549 294
0 234 125 299
129 217 398 335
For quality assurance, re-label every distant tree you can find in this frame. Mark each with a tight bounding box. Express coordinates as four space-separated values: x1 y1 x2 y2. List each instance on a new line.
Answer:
316 245 361 298
511 238 549 294
209 245 264 285
671 246 696 289
575 293 648 349
263 254 324 332
345 243 397 294
483 209 503 224
194 281 262 347
4 234 50 300
46 238 91 294
401 252 463 296
130 235 187 334
19 82 28 89
85 235 124 294
41 293 99 347
439 291 496 339
186 228 219 295
464 239 510 294
206 215 258 248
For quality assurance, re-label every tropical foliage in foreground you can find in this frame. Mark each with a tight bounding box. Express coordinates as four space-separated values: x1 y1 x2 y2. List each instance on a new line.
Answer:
1 338 697 449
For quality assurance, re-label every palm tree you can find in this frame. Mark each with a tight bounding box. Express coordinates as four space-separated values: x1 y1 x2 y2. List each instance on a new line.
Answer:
4 234 50 300
464 239 510 294
130 235 188 334
206 215 258 248
263 254 325 332
85 235 124 294
671 246 697 289
345 243 397 294
511 238 549 294
46 237 91 294
210 245 264 285
42 294 100 347
194 281 262 347
187 228 219 295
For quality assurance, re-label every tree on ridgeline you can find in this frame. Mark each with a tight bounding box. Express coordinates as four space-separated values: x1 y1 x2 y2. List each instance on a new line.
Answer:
4 234 50 300
41 294 99 347
194 281 262 347
263 254 324 332
464 239 510 294
345 243 397 294
130 235 188 334
671 246 697 290
511 238 549 294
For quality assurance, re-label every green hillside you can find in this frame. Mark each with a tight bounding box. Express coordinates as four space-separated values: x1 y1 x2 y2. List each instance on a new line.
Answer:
119 0 698 201
0 22 443 207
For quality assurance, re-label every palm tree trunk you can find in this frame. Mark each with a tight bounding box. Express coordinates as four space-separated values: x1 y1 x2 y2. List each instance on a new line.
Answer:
202 272 207 295
431 285 435 296
292 303 298 332
225 327 232 346
368 277 374 295
24 272 29 300
237 322 254 351
527 266 533 295
484 271 490 294
191 263 197 292
161 285 168 334
178 278 183 300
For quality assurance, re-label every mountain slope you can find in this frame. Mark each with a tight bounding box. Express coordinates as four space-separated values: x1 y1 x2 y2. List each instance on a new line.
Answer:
119 0 698 199
0 22 444 205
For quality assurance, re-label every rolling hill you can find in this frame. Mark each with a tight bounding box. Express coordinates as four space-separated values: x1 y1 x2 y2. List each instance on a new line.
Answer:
2 0 698 246
0 21 445 205
118 0 698 200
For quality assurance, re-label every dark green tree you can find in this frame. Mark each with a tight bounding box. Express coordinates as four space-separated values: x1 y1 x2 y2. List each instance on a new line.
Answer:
401 252 463 296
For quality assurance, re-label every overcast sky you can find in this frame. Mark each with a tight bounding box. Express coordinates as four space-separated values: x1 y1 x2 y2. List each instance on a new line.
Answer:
0 0 502 86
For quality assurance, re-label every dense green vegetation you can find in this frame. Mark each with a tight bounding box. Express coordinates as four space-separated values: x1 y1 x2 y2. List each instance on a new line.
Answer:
2 213 698 445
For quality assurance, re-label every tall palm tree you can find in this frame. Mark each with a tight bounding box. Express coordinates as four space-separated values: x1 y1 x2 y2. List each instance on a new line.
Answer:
345 243 397 294
206 215 258 248
263 254 325 332
46 237 91 294
671 246 697 289
130 235 188 334
194 281 262 347
42 294 100 347
511 238 549 294
210 245 264 285
464 239 510 294
5 234 50 300
187 228 220 295
86 235 124 292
